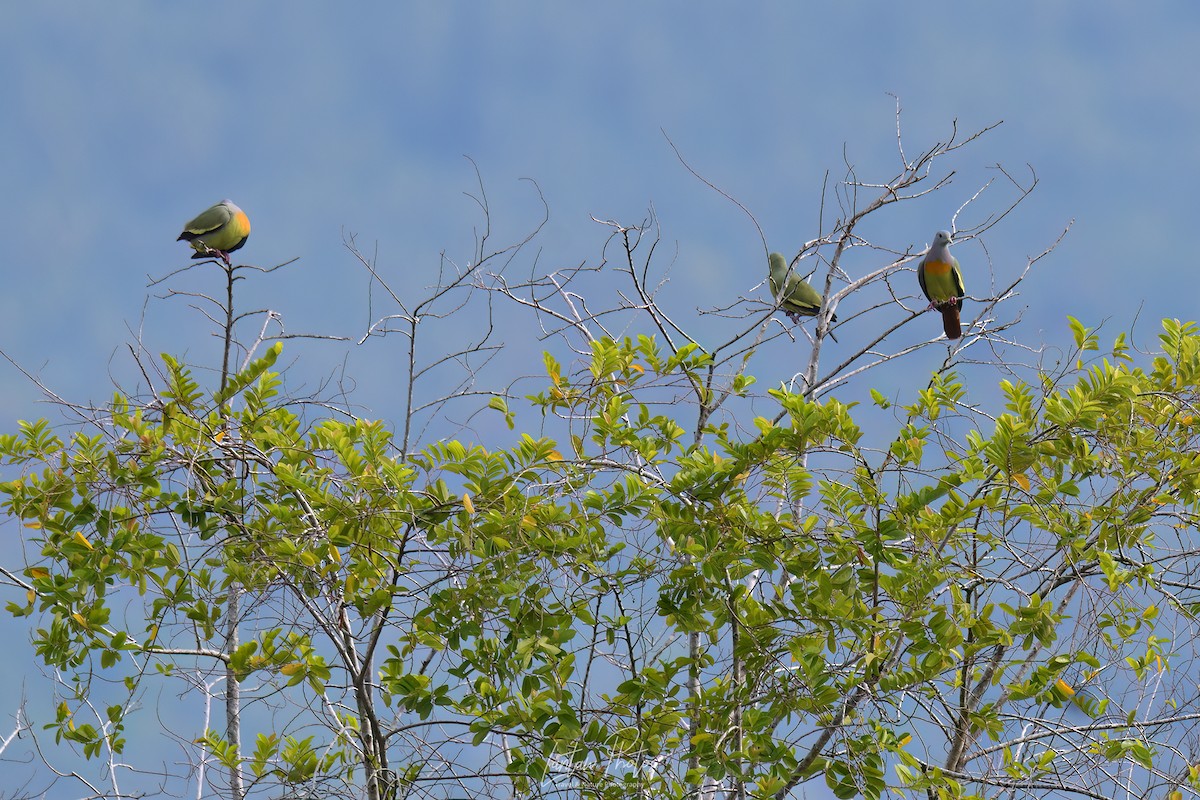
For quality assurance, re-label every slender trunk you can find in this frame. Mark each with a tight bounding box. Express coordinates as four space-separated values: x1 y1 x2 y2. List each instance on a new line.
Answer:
687 629 700 798
220 265 242 800
226 586 243 800
730 592 745 800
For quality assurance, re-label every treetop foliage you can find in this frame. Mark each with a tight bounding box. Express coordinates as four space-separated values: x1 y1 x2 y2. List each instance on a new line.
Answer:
3 118 1200 800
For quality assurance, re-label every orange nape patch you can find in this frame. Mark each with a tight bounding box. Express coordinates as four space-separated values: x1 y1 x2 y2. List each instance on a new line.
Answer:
233 211 251 236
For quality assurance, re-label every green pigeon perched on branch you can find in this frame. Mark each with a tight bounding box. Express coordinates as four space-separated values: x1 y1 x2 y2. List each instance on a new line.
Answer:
917 230 966 340
178 200 251 266
768 252 836 324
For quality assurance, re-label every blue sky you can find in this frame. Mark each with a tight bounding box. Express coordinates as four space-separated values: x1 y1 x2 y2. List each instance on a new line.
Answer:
2 3 1199 797
3 3 1197 422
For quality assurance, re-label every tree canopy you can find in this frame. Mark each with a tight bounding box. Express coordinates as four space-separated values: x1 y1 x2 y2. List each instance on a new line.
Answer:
4 122 1200 800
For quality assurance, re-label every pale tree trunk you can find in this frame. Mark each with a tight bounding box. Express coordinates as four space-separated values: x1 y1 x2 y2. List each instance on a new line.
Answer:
226 586 243 800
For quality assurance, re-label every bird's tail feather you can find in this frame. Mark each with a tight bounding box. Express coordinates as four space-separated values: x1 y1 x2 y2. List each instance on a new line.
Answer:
940 305 962 340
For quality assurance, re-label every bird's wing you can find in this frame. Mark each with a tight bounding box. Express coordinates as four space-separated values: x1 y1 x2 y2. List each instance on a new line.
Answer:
180 203 233 238
785 274 822 313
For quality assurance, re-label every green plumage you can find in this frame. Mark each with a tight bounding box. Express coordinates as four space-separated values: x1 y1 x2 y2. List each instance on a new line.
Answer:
178 200 251 261
916 230 966 340
769 252 832 320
